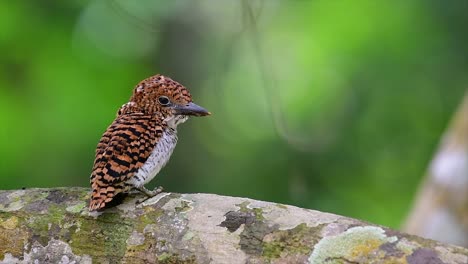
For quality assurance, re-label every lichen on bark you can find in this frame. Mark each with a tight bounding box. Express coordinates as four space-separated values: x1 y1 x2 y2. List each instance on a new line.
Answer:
0 188 467 264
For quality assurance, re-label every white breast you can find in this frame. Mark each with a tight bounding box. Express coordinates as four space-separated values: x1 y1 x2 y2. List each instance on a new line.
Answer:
129 128 178 187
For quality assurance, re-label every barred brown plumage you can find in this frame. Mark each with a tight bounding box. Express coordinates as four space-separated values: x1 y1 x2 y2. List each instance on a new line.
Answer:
89 74 210 211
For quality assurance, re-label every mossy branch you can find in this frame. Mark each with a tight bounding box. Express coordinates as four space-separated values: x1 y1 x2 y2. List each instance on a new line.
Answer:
0 188 467 263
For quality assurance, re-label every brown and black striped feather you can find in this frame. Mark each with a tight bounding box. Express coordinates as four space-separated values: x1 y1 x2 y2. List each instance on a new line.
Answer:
89 113 165 211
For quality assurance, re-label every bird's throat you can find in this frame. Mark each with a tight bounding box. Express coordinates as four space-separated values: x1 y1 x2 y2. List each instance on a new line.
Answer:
165 115 188 129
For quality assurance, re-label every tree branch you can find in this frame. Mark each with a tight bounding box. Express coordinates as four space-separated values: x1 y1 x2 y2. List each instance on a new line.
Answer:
404 91 468 247
0 188 466 263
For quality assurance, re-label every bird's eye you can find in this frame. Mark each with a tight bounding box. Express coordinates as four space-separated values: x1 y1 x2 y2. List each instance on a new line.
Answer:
158 96 170 106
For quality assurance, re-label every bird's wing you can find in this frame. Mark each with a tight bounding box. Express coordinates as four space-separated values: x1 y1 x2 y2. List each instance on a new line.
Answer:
89 114 164 211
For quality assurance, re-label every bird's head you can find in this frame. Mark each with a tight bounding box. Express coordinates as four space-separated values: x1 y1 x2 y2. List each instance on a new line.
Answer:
119 74 210 125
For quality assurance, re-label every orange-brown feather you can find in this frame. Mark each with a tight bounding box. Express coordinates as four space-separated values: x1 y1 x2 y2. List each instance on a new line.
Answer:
89 113 165 211
89 74 194 211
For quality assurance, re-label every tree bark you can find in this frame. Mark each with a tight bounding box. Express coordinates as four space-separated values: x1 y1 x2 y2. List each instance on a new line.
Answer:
404 92 468 247
0 188 467 264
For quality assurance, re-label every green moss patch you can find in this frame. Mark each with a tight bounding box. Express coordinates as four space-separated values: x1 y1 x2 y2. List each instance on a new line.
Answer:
70 212 133 262
263 223 324 260
175 200 193 213
157 252 197 264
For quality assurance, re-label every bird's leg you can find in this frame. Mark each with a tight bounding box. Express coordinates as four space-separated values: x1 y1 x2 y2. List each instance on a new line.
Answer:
128 189 140 195
138 186 164 197
135 186 164 204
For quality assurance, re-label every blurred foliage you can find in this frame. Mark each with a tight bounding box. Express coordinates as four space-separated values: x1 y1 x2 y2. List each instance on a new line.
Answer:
0 0 467 229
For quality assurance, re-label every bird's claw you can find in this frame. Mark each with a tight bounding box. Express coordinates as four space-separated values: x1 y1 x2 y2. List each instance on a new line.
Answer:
135 186 164 204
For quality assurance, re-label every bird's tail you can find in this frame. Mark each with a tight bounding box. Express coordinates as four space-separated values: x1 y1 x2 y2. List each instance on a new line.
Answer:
89 186 119 211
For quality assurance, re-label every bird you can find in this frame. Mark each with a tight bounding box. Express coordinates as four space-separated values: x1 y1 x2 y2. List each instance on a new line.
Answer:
89 74 210 211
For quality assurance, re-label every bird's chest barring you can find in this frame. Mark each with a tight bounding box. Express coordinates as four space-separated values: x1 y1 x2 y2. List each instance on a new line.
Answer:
129 129 178 187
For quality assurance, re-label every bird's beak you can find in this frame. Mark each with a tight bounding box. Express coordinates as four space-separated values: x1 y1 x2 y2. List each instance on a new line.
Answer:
173 102 211 116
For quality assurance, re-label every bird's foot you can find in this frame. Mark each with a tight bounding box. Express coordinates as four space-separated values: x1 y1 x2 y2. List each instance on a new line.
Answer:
135 186 164 204
128 189 140 195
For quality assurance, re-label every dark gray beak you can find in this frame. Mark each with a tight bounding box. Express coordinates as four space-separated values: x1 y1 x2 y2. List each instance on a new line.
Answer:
174 102 211 116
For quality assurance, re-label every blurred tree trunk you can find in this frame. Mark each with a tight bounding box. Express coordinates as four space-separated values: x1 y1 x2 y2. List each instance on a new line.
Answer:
404 91 468 247
0 188 467 264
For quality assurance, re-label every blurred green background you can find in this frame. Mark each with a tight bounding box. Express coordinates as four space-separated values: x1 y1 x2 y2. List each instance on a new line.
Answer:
0 0 467 230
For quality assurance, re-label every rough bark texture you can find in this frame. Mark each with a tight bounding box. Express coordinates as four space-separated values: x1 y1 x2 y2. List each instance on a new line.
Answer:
404 92 468 247
0 188 467 264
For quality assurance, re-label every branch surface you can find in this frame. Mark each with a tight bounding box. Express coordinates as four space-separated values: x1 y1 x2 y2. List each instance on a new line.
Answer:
0 188 466 263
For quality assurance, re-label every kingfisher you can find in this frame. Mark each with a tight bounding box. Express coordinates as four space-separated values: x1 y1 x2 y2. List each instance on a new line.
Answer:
89 74 210 211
